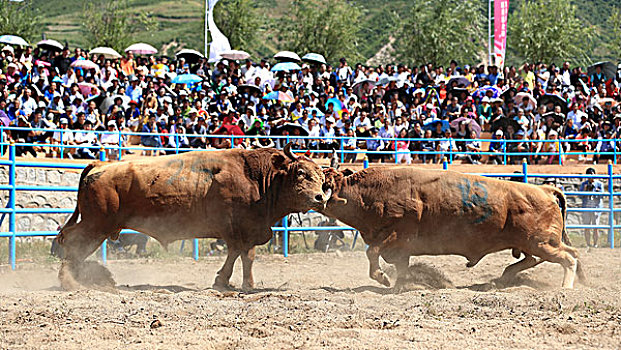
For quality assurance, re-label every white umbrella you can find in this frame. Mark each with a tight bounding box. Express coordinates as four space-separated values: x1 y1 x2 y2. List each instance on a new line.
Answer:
125 43 158 55
90 47 121 59
175 49 204 63
219 49 250 60
274 51 300 62
0 35 29 47
514 92 537 109
70 59 99 70
37 39 64 51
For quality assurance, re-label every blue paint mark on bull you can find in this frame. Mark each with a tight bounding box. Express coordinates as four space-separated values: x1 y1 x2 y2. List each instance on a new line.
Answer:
166 159 186 184
458 179 492 224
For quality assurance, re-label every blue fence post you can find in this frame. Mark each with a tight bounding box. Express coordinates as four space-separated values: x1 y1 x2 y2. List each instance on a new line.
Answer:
117 129 122 161
99 147 106 162
442 157 448 170
608 161 615 249
59 130 64 160
192 238 199 261
503 140 507 165
101 239 107 265
614 138 618 165
282 215 289 258
522 158 528 183
449 142 453 164
558 140 563 165
340 138 344 164
363 155 369 169
352 231 359 250
9 142 16 270
175 132 179 154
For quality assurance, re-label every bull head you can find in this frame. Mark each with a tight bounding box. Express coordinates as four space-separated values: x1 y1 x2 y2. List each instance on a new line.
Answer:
322 168 350 206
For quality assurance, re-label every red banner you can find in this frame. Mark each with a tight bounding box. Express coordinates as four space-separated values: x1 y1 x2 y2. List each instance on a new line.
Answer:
494 0 509 67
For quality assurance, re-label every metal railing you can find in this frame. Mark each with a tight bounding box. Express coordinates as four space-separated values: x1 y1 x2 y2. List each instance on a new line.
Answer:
0 144 618 269
0 125 618 166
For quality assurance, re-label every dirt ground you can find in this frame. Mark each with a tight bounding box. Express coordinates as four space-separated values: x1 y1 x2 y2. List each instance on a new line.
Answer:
1 249 620 350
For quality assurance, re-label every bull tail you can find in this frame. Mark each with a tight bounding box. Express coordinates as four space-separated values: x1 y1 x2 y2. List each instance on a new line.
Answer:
547 185 570 245
57 163 97 242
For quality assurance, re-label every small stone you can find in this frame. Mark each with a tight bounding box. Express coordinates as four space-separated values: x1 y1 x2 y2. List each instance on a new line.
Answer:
150 319 163 329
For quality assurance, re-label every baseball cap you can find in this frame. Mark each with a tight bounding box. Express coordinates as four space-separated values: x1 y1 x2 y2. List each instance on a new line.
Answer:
107 120 116 127
586 167 596 175
59 118 69 124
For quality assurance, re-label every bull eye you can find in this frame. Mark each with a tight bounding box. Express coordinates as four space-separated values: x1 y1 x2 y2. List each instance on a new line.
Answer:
297 169 306 178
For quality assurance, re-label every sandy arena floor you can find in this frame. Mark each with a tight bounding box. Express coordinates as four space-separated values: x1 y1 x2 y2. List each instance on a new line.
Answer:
1 249 620 349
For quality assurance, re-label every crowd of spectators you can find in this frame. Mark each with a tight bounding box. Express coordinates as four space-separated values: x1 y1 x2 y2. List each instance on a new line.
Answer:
1 42 621 164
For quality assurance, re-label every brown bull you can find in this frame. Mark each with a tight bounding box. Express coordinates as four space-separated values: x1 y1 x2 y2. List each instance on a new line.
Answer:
56 144 329 290
322 167 586 290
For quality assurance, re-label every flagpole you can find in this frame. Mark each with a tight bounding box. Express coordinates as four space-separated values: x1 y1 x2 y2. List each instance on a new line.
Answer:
204 0 209 57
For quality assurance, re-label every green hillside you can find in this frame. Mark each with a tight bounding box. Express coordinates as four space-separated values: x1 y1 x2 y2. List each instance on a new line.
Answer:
31 0 619 63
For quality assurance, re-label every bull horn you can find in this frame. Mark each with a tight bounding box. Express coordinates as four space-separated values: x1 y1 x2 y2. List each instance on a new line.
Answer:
284 142 298 161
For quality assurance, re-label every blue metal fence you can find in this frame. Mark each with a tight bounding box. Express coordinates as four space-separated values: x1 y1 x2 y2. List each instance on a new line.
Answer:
0 144 619 269
0 125 618 165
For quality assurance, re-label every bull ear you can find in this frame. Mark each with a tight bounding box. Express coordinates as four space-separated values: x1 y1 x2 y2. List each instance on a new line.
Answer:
271 153 288 170
341 168 354 177
333 197 348 205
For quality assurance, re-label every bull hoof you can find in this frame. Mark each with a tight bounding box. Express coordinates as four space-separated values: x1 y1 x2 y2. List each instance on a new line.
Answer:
373 272 391 287
241 282 254 291
213 277 233 291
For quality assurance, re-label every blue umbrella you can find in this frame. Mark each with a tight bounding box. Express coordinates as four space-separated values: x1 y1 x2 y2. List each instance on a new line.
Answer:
472 85 501 99
325 97 343 112
171 74 202 85
271 62 302 72
307 107 325 117
422 119 450 132
0 35 28 47
302 53 326 65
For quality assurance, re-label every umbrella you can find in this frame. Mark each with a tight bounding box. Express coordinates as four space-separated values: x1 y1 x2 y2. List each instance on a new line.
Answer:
450 117 482 137
598 97 617 107
307 107 324 117
175 49 204 63
125 43 157 55
219 49 250 60
274 51 301 62
422 119 450 132
302 53 326 65
541 112 565 125
352 79 376 96
34 59 51 67
36 39 63 52
447 76 470 87
263 91 295 103
325 97 343 112
171 74 202 85
472 85 501 99
70 59 99 70
271 62 302 72
501 87 518 100
0 113 11 127
238 84 262 95
77 82 97 96
491 117 521 133
450 87 469 97
514 92 537 109
377 76 398 86
215 124 245 136
587 61 616 81
0 35 28 46
90 47 121 59
99 95 130 113
271 122 310 136
538 94 568 115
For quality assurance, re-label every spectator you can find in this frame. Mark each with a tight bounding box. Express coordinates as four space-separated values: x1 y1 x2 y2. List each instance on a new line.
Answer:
580 168 604 247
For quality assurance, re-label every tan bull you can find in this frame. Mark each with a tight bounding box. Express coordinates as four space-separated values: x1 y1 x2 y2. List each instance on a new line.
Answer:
56 144 329 290
322 167 586 290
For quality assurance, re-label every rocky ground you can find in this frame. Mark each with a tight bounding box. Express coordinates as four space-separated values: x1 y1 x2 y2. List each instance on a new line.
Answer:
1 248 620 349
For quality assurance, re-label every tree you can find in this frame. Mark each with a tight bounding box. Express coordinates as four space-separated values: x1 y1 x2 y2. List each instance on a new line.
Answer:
280 0 363 64
607 7 621 60
0 0 41 42
396 0 484 67
508 0 594 65
213 0 261 51
82 0 158 52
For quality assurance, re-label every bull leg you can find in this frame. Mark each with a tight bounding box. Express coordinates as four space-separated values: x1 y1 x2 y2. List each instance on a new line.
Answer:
366 245 390 287
392 254 411 293
240 247 256 290
57 223 113 291
214 248 241 289
528 242 578 288
499 254 542 282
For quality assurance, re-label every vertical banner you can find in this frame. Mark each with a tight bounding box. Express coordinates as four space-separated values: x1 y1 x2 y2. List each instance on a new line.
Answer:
494 0 509 68
208 0 232 63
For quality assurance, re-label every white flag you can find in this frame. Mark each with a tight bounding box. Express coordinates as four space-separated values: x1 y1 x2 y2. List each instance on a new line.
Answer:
208 0 231 63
